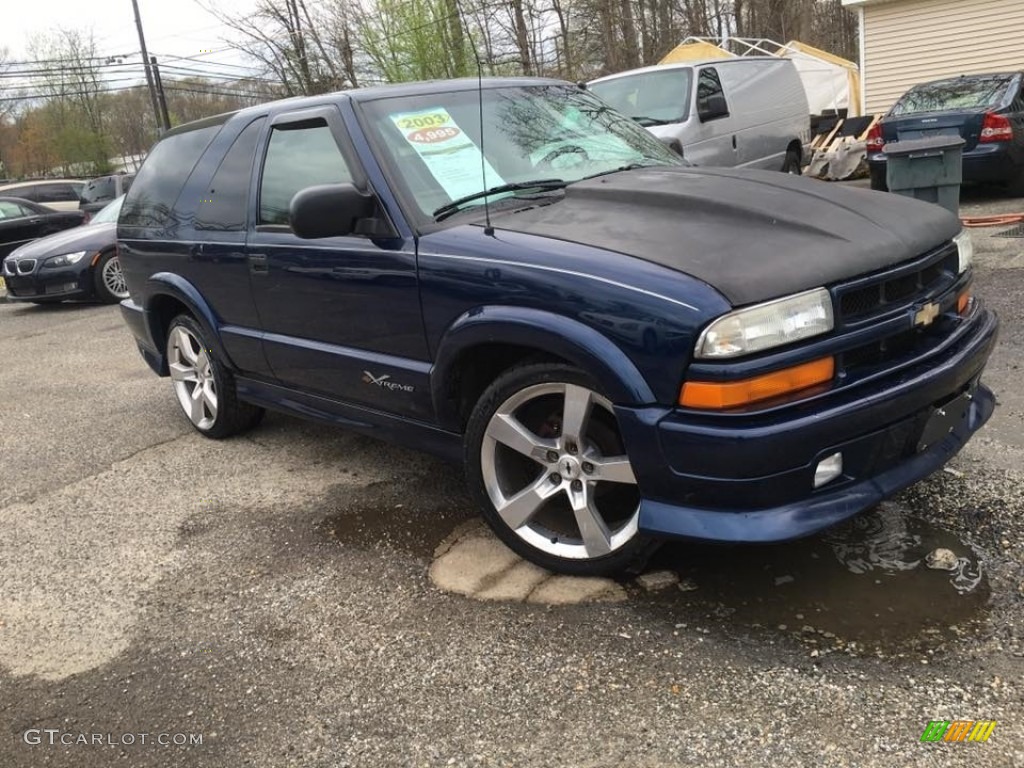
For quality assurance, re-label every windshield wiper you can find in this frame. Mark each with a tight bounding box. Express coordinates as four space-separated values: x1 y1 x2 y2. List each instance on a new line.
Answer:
433 179 568 221
630 115 673 126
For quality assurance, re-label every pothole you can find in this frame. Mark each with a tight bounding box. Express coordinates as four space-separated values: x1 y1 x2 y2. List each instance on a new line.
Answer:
428 520 627 605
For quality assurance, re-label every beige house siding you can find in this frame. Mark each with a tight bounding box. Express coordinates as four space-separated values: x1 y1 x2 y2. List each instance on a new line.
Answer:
862 0 1024 113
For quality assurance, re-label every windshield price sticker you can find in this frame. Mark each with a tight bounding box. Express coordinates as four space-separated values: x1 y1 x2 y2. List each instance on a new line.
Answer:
389 108 505 202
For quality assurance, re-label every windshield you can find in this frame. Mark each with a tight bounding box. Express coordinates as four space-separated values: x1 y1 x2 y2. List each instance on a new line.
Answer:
588 69 692 126
90 194 125 224
358 84 684 221
890 77 1012 115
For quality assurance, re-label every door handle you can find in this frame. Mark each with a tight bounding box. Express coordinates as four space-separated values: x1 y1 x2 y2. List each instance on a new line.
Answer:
732 136 737 149
248 253 269 275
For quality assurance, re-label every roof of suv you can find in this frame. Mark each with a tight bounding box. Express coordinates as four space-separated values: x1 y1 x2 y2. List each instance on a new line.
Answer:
163 77 569 137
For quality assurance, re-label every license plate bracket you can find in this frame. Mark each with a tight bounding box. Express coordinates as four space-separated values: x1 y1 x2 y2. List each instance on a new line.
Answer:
917 392 972 452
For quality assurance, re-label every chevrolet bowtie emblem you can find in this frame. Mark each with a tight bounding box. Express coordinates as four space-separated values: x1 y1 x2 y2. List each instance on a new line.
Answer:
914 302 940 327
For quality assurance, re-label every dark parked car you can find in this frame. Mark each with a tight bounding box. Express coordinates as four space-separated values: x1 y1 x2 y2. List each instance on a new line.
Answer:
3 196 126 304
0 197 85 260
0 179 85 211
118 78 997 575
80 173 134 217
867 72 1024 194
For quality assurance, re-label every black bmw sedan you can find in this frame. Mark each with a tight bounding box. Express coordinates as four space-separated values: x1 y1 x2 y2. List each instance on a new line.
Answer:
2 195 126 304
0 197 86 259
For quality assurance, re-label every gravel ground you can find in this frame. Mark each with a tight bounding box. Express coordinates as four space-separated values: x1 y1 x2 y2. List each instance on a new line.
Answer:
1 187 1022 767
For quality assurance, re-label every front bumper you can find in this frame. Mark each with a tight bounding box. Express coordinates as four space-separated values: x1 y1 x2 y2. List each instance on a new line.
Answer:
2 264 92 301
618 307 999 543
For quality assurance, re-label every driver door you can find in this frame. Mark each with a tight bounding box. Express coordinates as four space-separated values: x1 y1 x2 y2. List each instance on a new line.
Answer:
246 106 431 419
686 67 737 167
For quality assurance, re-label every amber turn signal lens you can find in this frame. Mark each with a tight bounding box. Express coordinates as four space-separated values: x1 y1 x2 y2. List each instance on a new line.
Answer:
957 292 972 315
680 357 835 410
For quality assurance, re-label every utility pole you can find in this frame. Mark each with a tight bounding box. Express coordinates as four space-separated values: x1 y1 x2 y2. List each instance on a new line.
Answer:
151 56 172 131
131 0 164 134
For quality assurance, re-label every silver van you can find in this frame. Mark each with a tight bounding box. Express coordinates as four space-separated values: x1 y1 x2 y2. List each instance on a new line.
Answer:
589 58 810 172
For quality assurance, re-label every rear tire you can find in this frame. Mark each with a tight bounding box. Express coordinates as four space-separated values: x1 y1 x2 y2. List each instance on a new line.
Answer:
165 314 264 439
1007 166 1024 197
465 363 657 576
782 148 802 175
870 166 889 192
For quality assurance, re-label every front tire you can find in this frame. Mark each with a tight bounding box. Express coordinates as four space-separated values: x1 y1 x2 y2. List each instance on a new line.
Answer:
465 363 655 576
166 314 264 438
94 250 129 304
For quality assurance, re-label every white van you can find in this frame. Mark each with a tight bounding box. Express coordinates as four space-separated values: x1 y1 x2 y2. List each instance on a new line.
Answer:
589 58 810 172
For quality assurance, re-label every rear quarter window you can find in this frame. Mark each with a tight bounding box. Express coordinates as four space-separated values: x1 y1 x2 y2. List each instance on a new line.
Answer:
121 125 222 230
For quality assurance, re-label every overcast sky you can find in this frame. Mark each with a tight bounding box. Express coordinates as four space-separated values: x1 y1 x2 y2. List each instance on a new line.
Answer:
1 0 256 69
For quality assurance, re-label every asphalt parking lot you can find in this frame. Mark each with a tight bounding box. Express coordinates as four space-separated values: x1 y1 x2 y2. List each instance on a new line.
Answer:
2 188 1023 767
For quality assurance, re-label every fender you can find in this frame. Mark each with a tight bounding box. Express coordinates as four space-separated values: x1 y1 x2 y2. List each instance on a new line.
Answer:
142 272 235 371
431 306 657 431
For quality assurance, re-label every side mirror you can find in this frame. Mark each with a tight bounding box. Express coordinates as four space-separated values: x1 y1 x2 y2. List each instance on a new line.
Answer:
698 94 729 122
289 183 377 239
659 136 684 156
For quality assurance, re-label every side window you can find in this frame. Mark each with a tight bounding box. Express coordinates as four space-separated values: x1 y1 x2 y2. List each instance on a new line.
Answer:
121 124 222 228
259 122 353 226
0 201 23 218
13 186 39 202
697 68 729 120
196 118 265 231
36 184 79 203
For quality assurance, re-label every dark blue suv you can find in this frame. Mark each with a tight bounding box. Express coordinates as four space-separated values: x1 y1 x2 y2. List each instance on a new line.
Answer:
118 78 998 575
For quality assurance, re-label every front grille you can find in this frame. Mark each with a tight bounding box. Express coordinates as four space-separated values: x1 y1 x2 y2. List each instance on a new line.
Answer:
16 259 37 275
835 243 958 324
841 329 920 371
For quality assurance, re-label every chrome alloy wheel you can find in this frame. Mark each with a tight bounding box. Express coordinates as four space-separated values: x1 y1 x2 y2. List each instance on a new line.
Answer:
101 255 129 299
168 327 218 430
481 382 640 560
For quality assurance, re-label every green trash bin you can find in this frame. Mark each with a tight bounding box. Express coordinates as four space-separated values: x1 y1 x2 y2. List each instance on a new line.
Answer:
882 136 965 217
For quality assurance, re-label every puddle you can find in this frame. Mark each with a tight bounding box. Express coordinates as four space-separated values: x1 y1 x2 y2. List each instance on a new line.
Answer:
325 474 990 650
323 469 477 559
646 503 990 655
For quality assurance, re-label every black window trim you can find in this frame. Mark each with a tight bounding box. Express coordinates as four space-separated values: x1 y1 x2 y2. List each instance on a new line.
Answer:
255 104 369 234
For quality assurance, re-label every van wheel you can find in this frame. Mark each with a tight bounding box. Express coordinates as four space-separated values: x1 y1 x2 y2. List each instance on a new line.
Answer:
782 149 802 175
870 166 889 192
166 314 264 439
465 363 656 576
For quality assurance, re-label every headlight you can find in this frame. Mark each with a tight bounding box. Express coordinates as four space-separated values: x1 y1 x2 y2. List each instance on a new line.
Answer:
696 288 834 359
43 251 88 268
954 230 973 274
